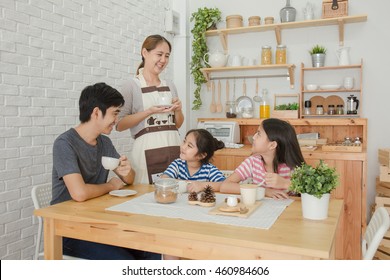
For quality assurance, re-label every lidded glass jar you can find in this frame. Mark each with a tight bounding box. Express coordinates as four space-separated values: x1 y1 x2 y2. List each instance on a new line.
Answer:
154 178 178 204
275 45 287 64
327 104 335 115
226 101 237 118
336 104 344 115
316 105 324 115
304 100 311 115
242 107 254 118
261 46 272 65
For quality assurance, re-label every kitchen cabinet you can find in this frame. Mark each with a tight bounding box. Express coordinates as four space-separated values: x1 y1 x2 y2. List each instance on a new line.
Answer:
300 62 363 118
199 117 367 259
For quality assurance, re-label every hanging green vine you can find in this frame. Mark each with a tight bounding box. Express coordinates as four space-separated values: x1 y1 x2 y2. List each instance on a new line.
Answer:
190 7 221 110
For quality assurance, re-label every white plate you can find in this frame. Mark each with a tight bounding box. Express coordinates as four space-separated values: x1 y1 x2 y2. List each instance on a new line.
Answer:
156 104 173 108
319 85 341 90
109 190 137 197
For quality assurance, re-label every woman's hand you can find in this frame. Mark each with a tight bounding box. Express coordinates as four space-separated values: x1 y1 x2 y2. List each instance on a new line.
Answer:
264 173 290 190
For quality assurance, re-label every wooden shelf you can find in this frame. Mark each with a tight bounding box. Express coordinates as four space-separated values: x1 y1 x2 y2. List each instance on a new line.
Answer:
206 15 367 48
200 64 296 88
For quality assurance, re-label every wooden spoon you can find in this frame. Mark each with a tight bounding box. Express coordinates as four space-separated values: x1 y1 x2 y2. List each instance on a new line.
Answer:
210 80 216 113
216 80 223 113
225 80 230 112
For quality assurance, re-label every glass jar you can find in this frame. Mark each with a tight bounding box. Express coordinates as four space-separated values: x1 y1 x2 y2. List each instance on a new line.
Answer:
280 0 297 23
343 137 352 145
264 17 274 24
336 104 344 115
316 105 324 115
226 101 237 118
260 89 270 118
327 104 335 115
154 178 178 204
261 46 272 65
275 45 287 64
242 107 254 118
354 137 362 145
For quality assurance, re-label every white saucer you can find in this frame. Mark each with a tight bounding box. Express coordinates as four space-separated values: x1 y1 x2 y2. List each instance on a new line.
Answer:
109 190 137 197
156 104 173 108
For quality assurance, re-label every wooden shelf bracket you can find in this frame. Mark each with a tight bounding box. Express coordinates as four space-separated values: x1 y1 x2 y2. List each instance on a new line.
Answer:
338 19 345 46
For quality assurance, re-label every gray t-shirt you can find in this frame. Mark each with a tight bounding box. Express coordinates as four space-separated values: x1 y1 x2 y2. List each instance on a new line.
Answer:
51 128 119 205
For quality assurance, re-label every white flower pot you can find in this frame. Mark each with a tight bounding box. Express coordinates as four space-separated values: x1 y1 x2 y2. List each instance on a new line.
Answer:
301 193 330 220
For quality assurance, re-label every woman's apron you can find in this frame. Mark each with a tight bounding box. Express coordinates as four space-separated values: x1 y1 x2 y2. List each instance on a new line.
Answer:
131 71 181 184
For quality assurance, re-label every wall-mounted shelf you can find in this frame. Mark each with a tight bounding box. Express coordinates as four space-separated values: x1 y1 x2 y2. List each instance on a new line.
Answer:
206 14 367 50
200 64 296 88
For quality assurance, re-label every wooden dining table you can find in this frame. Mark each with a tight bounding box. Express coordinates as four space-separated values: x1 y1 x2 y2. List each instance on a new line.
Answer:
34 184 343 260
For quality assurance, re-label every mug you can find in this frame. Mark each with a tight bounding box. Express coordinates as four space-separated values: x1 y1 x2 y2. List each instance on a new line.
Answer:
178 181 188 193
344 77 354 89
231 55 242 67
256 187 265 200
101 156 119 171
240 184 257 206
226 196 238 207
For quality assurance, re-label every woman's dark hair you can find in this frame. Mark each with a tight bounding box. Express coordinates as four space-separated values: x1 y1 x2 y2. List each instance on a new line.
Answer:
186 129 225 164
79 82 124 123
261 118 305 172
137 34 172 75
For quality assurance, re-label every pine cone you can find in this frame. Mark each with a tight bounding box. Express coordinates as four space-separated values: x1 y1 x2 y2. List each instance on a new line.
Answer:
200 185 216 203
188 191 198 201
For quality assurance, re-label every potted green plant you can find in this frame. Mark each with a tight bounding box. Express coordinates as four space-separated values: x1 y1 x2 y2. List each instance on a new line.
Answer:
272 102 299 119
309 44 327 67
289 160 339 220
190 7 222 110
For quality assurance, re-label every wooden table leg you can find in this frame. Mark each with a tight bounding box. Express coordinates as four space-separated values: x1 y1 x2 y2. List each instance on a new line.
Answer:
43 217 63 260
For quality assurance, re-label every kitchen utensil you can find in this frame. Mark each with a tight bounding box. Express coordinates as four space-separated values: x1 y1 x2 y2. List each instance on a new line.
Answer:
209 201 261 218
346 94 359 114
240 184 257 206
319 84 341 90
210 80 216 113
253 79 261 102
225 80 230 112
102 156 119 170
109 190 137 197
336 47 350 66
216 80 223 112
306 84 318 91
235 80 253 118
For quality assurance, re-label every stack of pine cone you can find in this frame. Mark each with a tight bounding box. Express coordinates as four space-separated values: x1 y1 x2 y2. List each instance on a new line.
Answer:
188 185 216 206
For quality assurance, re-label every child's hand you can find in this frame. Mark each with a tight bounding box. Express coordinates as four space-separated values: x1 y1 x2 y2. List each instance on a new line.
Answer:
264 172 289 189
115 155 132 177
187 181 205 193
265 188 289 200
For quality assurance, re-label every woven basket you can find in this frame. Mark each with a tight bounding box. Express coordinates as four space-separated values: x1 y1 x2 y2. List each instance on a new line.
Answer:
322 0 348 19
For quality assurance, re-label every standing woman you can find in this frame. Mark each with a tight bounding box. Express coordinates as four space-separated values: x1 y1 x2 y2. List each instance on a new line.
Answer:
117 35 184 184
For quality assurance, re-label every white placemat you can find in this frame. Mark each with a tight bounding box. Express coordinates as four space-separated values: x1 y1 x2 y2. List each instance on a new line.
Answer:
106 193 293 229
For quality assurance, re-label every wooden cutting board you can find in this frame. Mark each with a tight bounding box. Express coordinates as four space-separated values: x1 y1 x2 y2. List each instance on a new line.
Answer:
209 201 261 218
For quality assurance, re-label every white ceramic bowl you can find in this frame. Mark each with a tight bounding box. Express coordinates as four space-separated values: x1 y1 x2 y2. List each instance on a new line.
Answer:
306 84 318 91
101 156 119 170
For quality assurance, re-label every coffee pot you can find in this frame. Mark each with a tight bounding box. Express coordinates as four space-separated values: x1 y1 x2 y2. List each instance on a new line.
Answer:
336 47 350 66
346 95 359 114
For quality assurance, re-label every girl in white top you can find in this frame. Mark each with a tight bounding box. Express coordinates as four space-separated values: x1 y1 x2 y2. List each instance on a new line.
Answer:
117 35 184 184
220 118 305 199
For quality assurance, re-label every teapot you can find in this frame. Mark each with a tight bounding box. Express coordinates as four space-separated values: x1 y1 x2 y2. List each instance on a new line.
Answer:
203 50 228 68
336 47 350 66
346 95 359 115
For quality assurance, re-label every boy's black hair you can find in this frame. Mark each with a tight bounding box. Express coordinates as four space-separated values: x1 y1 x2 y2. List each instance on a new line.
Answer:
79 82 124 123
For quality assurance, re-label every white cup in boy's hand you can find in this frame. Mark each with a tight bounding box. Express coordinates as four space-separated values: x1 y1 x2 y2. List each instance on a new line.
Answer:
102 156 120 170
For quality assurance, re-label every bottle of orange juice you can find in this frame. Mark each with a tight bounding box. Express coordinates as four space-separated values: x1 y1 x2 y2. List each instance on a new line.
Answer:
260 89 270 119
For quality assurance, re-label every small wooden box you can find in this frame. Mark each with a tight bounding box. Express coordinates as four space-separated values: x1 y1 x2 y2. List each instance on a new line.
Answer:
271 94 299 119
322 0 348 19
379 148 390 167
321 143 362 152
380 165 390 183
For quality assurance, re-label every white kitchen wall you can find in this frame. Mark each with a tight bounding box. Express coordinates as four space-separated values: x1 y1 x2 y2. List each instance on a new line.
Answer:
0 0 172 260
183 0 390 224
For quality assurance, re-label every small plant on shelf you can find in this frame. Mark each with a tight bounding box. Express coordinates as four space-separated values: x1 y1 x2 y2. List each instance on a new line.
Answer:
190 7 222 110
309 44 327 55
274 102 299 110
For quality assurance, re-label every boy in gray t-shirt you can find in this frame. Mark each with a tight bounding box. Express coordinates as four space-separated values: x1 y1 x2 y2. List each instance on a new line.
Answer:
51 82 160 260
